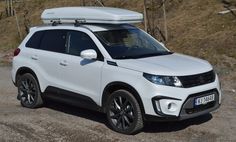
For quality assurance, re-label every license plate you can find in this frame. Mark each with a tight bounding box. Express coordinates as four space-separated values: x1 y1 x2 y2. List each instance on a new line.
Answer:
194 94 215 106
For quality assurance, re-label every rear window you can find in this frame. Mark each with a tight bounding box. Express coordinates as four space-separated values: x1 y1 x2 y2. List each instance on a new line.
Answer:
40 30 67 53
25 31 44 49
25 29 103 59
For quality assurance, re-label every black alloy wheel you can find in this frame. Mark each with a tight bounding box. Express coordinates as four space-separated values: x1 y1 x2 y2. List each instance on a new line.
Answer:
106 90 143 134
17 73 43 108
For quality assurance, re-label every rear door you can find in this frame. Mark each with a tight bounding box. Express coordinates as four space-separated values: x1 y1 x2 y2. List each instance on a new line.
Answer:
35 30 67 89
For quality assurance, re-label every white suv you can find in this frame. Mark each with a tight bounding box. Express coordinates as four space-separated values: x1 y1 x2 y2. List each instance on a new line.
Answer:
11 7 221 134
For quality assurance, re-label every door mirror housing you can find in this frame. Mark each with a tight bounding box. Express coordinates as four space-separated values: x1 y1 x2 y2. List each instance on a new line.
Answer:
80 49 97 60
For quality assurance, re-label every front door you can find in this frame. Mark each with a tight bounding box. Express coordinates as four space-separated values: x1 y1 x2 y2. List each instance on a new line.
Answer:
59 30 104 104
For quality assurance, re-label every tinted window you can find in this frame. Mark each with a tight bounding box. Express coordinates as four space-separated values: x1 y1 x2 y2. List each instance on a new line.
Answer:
95 28 171 59
67 31 103 59
26 31 44 49
40 30 67 53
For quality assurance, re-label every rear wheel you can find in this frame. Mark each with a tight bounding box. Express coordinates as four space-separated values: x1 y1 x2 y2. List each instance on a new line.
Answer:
106 90 143 134
17 73 43 108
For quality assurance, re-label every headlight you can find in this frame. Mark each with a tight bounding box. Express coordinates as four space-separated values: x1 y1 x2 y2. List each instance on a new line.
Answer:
143 73 182 87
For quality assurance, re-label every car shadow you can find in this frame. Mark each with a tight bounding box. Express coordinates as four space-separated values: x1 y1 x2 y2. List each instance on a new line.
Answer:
44 99 212 133
44 99 107 124
143 114 212 133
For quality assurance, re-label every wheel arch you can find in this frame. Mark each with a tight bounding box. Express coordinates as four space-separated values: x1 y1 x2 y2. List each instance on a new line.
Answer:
15 67 41 90
102 81 145 114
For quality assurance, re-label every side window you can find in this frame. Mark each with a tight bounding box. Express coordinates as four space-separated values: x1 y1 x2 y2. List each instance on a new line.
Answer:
40 30 67 53
25 31 44 49
67 31 103 60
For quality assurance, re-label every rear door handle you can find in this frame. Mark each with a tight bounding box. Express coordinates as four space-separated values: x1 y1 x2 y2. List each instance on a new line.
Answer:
59 61 68 66
31 55 38 60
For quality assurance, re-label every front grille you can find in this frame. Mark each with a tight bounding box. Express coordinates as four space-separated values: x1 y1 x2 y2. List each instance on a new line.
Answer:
180 89 219 116
178 70 215 88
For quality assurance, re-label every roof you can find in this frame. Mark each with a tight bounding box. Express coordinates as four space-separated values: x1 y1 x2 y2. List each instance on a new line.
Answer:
30 23 137 33
41 7 143 24
82 24 137 32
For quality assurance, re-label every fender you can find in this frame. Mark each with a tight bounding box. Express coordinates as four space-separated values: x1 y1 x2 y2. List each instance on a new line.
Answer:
15 67 42 92
102 81 145 114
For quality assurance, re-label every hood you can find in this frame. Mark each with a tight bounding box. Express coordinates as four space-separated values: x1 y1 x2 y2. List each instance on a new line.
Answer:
116 53 213 76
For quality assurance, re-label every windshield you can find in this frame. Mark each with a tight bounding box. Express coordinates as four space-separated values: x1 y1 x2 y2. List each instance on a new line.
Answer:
94 28 172 59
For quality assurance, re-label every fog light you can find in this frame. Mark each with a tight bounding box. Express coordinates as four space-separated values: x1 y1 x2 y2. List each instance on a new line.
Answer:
168 103 172 109
167 102 177 112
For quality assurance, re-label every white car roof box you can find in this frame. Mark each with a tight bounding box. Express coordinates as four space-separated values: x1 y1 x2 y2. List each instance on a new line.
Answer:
41 7 143 25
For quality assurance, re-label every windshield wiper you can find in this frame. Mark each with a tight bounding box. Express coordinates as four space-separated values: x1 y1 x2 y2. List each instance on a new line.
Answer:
114 52 173 59
114 55 136 59
141 52 173 57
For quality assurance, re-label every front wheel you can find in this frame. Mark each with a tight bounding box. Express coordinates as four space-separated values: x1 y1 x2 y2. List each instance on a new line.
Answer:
106 90 143 134
17 73 43 108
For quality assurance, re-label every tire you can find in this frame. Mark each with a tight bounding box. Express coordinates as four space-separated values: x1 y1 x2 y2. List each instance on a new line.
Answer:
17 73 43 108
106 89 143 134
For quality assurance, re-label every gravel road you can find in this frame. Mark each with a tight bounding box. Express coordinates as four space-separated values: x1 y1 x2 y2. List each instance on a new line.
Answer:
0 66 236 142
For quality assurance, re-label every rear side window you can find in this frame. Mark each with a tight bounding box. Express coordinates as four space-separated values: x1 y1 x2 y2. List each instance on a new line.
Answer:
26 31 44 49
40 30 67 53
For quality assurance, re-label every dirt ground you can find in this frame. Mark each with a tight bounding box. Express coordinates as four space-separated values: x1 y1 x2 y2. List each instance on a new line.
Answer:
0 66 236 142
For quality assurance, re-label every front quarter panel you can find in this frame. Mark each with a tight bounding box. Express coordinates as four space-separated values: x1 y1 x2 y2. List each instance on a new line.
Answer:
101 62 222 117
100 62 154 113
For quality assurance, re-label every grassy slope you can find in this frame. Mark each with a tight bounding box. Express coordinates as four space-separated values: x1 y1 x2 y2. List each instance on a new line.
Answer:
0 0 142 51
167 0 236 67
0 0 235 74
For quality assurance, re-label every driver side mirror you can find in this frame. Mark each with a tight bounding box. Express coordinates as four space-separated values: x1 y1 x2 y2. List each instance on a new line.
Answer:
80 49 97 60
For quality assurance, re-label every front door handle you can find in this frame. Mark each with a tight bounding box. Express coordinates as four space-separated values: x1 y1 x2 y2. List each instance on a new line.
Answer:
59 61 68 66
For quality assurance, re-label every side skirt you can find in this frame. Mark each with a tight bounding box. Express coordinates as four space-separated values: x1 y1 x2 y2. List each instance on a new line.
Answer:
42 86 103 112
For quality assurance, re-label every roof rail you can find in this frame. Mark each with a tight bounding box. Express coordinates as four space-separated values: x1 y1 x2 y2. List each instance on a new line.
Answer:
74 19 86 27
49 19 87 27
51 20 61 26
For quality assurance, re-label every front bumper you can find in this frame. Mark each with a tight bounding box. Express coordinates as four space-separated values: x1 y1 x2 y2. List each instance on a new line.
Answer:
139 72 222 121
145 89 220 121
